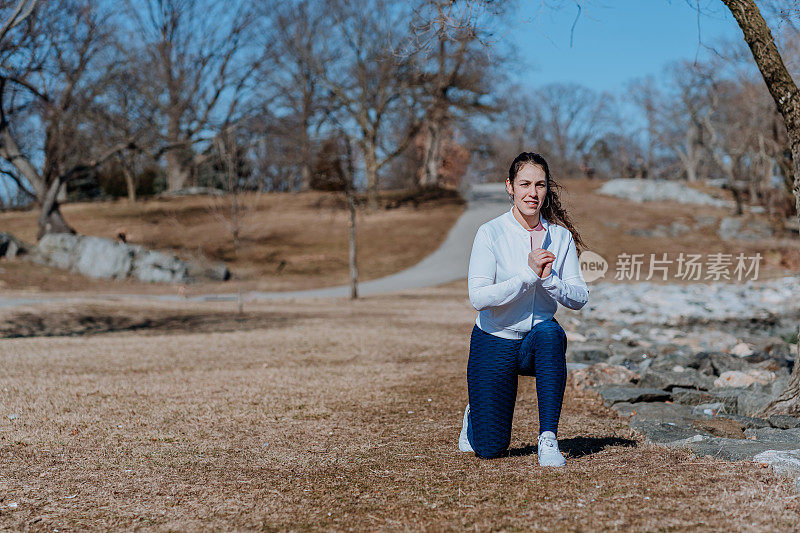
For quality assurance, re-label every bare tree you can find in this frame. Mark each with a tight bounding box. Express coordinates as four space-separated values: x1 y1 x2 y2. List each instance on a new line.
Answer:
312 0 423 210
256 0 332 192
719 0 800 415
523 82 612 177
205 129 258 257
406 0 503 189
0 0 137 238
123 0 262 192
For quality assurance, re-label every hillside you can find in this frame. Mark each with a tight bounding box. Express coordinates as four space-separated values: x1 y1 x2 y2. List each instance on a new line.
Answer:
0 189 465 294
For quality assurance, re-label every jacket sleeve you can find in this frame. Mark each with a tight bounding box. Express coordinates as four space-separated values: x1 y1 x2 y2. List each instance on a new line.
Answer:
538 233 589 310
467 226 540 311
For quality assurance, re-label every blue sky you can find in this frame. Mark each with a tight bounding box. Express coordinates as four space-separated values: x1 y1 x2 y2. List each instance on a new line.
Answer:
506 0 743 93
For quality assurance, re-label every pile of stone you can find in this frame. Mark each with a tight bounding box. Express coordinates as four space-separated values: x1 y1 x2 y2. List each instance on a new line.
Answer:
1 232 229 284
567 329 800 490
581 276 798 326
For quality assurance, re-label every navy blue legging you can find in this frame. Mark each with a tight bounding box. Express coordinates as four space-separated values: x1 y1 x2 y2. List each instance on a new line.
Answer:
466 318 568 459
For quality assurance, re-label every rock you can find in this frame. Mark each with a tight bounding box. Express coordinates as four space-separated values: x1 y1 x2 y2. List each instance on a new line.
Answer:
598 386 671 406
0 232 30 258
32 232 80 270
752 450 800 482
598 178 732 207
717 414 771 429
712 374 741 390
691 418 746 439
646 367 716 390
579 277 798 326
29 232 229 284
566 362 588 372
730 342 754 358
707 389 744 413
694 215 719 229
629 420 713 444
671 331 740 353
612 401 696 424
640 368 715 391
566 331 586 342
611 328 637 342
671 387 714 406
681 437 800 461
131 249 189 283
692 402 731 417
718 216 774 241
736 390 774 417
74 236 133 279
567 363 640 390
566 343 609 364
688 352 740 377
768 415 800 429
713 370 776 388
744 427 800 445
649 352 695 372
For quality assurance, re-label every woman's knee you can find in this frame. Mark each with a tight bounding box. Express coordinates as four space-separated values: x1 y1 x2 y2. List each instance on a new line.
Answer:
473 439 510 459
531 320 567 347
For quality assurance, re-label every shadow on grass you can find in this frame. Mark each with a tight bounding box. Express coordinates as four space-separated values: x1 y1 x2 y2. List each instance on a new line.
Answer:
507 436 638 458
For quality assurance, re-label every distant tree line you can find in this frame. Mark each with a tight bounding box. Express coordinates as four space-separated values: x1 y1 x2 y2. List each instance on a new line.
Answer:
0 0 798 237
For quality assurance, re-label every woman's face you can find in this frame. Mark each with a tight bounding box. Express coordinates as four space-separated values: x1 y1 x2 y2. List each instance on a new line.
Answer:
506 163 547 218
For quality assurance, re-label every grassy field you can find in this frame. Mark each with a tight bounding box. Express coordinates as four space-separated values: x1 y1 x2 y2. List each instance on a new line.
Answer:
1 282 799 531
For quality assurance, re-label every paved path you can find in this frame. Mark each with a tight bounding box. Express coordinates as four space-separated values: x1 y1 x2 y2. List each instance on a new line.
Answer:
0 184 510 307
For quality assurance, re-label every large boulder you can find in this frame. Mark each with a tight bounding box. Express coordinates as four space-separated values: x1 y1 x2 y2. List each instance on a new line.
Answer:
30 233 228 284
597 178 731 207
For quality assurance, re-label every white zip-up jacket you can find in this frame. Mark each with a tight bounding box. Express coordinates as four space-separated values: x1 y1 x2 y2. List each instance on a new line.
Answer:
468 207 590 339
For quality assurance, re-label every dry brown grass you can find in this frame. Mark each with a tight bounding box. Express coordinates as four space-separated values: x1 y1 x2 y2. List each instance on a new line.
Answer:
1 283 799 531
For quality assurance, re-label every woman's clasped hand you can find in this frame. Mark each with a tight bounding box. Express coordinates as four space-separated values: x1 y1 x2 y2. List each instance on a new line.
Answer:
528 248 555 278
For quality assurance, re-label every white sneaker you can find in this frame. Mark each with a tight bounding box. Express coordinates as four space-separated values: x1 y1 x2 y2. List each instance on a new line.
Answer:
458 404 474 452
537 431 566 467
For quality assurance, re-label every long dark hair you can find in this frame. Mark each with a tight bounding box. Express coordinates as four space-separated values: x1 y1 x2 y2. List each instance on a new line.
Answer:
508 152 587 253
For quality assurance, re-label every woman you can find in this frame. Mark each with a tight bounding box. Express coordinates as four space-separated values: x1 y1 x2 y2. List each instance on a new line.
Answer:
458 152 589 466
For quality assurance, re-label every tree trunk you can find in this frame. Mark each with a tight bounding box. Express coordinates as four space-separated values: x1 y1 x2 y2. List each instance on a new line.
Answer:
363 143 379 211
300 161 312 192
758 136 800 417
165 148 191 192
720 0 800 416
347 189 358 300
122 164 137 202
420 118 442 188
37 177 75 239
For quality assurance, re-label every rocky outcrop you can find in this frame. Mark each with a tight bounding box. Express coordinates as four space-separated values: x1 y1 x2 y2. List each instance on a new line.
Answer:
598 178 732 207
28 233 229 283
